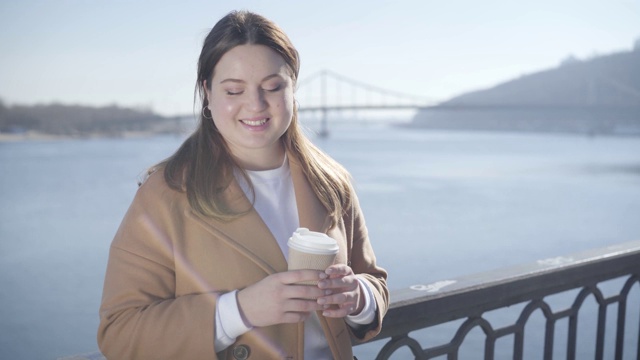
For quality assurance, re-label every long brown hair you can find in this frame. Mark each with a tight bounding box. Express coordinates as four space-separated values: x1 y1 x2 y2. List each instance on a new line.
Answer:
159 10 352 226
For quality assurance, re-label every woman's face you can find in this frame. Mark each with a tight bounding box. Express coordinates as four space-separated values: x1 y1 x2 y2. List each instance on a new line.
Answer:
205 44 294 170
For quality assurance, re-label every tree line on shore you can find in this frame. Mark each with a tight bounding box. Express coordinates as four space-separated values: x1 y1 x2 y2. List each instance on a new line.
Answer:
0 100 183 137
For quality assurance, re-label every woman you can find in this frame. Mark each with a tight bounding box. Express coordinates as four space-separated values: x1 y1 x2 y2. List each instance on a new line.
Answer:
98 10 388 360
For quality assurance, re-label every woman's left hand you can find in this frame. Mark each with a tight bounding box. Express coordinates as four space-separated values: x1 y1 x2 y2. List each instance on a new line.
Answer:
316 264 364 318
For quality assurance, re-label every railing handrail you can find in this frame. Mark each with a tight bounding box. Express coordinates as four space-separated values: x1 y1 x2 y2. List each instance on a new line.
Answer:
373 240 640 341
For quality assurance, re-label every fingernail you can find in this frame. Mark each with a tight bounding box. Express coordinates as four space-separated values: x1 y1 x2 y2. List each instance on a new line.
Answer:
323 304 330 309
317 298 326 305
324 290 332 296
322 311 330 316
319 272 328 279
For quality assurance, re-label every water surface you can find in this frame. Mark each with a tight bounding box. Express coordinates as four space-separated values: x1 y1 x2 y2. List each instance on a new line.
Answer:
1 124 639 359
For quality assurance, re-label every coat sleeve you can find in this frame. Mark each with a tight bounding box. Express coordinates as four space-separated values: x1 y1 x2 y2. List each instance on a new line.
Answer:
97 175 220 360
344 191 390 342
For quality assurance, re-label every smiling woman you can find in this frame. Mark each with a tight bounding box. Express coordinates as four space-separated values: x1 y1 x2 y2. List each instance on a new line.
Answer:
96 10 388 360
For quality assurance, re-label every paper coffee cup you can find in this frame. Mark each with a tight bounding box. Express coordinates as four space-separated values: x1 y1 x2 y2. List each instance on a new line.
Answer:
288 228 339 285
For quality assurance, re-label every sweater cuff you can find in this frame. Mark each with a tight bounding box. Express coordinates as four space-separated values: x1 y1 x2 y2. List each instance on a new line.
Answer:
214 290 253 351
345 277 376 326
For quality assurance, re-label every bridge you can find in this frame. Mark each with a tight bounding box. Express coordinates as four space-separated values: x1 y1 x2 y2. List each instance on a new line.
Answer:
296 70 438 136
171 68 640 137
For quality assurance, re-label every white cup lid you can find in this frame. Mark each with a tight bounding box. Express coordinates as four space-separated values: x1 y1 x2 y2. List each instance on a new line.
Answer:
288 228 339 255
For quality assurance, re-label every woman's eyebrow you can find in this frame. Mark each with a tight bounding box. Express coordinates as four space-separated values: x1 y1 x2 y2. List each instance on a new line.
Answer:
219 73 283 84
219 78 244 84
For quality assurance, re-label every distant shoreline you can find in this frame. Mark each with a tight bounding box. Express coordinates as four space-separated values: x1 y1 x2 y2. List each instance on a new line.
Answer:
0 130 175 142
0 131 66 142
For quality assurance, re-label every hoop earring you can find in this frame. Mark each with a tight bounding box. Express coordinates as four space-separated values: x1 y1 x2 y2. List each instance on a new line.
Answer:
202 106 212 120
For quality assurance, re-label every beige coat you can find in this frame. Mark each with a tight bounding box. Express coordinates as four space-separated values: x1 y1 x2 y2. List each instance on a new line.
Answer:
98 157 389 359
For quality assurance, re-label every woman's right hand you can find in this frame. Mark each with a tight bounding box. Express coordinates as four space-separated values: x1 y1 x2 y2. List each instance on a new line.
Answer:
237 270 326 327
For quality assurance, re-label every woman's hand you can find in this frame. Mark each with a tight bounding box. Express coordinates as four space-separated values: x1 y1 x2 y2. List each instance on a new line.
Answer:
237 270 326 327
316 264 364 318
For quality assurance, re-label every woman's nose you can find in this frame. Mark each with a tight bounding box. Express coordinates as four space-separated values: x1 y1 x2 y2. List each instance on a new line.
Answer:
245 89 267 112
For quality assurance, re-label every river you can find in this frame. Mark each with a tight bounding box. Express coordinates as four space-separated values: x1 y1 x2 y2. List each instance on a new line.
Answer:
1 122 639 359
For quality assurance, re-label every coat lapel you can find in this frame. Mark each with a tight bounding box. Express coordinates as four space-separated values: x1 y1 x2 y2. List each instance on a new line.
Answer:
188 177 287 275
289 156 331 233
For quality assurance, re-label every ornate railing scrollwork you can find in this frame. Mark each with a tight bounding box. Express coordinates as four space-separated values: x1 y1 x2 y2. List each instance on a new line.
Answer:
375 335 426 360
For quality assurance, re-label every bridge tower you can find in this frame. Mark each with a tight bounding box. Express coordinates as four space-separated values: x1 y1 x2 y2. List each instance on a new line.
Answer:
319 70 329 137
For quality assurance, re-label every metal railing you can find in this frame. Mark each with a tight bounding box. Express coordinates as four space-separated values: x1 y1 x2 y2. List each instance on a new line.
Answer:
60 240 640 360
362 240 640 359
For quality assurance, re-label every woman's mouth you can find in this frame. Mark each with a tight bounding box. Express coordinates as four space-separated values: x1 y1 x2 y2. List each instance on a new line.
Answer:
240 118 269 126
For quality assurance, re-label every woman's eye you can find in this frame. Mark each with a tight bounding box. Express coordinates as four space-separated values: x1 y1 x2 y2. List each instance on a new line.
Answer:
226 90 243 95
264 84 282 92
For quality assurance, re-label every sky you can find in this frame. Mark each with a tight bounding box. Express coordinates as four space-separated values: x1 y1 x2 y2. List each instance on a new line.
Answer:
1 0 639 116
